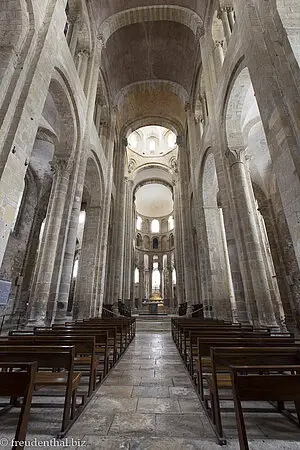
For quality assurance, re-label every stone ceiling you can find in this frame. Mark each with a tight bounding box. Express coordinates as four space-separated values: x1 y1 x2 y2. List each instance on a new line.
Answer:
135 183 173 218
102 21 198 100
92 1 206 26
90 1 205 129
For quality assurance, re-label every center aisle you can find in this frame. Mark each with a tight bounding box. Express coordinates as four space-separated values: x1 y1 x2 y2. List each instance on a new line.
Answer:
68 331 221 449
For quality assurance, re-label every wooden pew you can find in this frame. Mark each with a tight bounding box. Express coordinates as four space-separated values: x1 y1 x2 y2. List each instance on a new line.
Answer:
33 329 110 376
6 335 99 396
56 324 120 362
0 346 82 436
208 346 300 443
171 318 233 347
185 328 272 369
195 336 296 401
0 362 37 450
86 317 136 342
230 364 300 450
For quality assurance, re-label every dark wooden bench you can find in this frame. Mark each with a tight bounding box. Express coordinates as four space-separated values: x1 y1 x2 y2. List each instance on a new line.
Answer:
0 346 82 436
230 364 300 450
208 346 300 443
33 329 110 376
0 362 37 450
6 335 98 397
195 336 296 401
185 329 272 370
57 324 120 362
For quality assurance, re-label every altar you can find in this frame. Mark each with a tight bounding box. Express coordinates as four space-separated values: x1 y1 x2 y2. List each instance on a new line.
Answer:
148 291 164 314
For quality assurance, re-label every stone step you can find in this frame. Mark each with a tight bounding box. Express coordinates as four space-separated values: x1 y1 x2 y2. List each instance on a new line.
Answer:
135 316 172 332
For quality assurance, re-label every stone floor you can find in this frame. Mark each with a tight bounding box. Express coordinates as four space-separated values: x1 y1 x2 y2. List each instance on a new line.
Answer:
66 331 300 449
0 331 300 449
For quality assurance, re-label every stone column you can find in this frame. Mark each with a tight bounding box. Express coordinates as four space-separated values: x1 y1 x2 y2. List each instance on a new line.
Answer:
28 157 73 325
74 205 102 319
173 179 185 305
53 181 82 323
139 265 144 310
69 17 82 58
95 110 117 316
219 207 237 321
234 0 300 269
76 49 83 73
78 50 89 87
214 41 225 77
186 104 198 161
122 179 134 300
110 139 127 310
226 147 277 327
149 258 153 297
227 7 235 31
144 263 149 300
178 143 198 315
53 47 101 323
218 7 232 44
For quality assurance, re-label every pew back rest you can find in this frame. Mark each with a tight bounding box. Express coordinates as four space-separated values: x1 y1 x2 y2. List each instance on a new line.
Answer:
0 346 75 370
211 346 300 373
0 362 38 396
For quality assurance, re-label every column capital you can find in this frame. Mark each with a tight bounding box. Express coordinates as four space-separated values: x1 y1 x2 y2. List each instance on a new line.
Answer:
77 48 90 58
49 156 74 175
214 40 225 49
225 147 247 166
217 6 234 18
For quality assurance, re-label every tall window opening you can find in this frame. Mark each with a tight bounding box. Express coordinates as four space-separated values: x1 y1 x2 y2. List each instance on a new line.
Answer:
134 267 139 283
152 262 160 291
168 215 174 231
72 259 79 278
148 139 156 152
151 219 159 233
136 216 142 230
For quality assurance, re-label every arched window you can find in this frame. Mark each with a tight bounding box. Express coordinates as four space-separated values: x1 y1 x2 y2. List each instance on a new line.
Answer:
79 210 86 225
152 262 160 290
153 238 158 249
136 234 142 247
148 139 156 152
170 234 174 248
168 216 174 231
134 268 139 284
136 216 142 230
73 259 79 278
172 268 177 285
151 219 159 233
